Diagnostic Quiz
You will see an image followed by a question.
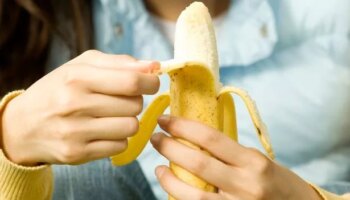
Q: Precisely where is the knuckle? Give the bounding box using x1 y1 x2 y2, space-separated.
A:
126 73 141 95
154 76 160 90
63 68 80 86
59 143 83 164
191 154 207 173
251 185 267 200
196 192 210 200
57 121 82 142
136 95 144 105
149 76 160 94
82 49 101 57
118 139 128 152
56 90 80 115
126 117 139 136
57 122 74 140
256 158 270 173
131 96 143 115
248 148 271 173
202 131 220 147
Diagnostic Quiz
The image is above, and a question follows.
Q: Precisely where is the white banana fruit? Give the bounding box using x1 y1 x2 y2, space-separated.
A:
111 2 274 199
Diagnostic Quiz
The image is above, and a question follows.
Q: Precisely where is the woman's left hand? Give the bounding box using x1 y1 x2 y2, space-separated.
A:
151 115 322 200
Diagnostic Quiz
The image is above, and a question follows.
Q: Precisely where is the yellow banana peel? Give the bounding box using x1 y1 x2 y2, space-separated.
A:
111 2 274 199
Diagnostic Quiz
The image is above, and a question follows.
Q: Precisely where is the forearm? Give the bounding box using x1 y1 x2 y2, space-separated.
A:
0 91 53 200
0 91 23 149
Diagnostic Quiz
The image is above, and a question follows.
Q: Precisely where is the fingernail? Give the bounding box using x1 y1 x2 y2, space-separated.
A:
155 166 165 177
150 62 161 73
158 115 170 125
139 60 160 73
151 132 162 144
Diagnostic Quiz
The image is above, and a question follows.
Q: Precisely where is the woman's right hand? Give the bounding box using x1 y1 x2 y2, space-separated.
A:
0 50 160 166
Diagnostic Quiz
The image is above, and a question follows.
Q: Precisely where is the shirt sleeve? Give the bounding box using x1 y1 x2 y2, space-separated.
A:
0 91 53 200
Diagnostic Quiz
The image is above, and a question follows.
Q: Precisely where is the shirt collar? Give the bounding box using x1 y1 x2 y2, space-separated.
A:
95 0 278 67
217 0 278 67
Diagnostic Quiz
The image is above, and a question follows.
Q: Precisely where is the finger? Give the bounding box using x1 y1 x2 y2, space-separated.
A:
157 115 250 166
83 94 143 117
155 165 222 200
151 133 235 191
68 50 160 73
85 140 127 160
66 64 160 96
83 117 139 141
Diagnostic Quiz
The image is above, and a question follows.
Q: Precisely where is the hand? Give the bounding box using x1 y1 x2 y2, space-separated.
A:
151 115 322 200
1 50 160 166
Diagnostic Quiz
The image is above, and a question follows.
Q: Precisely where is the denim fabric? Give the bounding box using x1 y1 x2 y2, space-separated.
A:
46 0 350 199
92 0 350 199
52 159 156 200
321 182 350 195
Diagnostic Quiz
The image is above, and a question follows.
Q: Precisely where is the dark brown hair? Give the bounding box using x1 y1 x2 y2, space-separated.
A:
0 0 92 96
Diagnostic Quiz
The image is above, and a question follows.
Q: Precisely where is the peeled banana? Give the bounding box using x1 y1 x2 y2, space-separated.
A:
111 2 274 199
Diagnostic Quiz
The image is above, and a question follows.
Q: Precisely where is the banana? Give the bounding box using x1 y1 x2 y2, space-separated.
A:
111 2 274 199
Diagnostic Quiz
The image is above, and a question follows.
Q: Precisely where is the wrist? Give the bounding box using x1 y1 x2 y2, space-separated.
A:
1 91 24 147
0 91 38 166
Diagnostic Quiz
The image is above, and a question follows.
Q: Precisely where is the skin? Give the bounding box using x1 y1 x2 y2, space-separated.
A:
0 1 340 199
151 115 322 200
1 50 160 166
144 1 325 199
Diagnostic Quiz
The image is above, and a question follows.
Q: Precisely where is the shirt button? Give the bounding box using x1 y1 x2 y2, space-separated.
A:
260 24 268 38
114 23 123 37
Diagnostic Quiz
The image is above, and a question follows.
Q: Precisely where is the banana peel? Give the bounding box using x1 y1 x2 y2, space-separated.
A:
111 2 274 199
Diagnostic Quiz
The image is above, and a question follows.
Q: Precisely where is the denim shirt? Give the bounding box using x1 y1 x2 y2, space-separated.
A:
92 0 350 199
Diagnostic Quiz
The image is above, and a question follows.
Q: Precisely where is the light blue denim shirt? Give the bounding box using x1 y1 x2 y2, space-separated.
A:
92 0 350 199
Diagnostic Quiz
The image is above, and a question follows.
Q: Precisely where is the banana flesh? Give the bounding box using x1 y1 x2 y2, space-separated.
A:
168 63 219 195
174 2 220 90
110 2 274 199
